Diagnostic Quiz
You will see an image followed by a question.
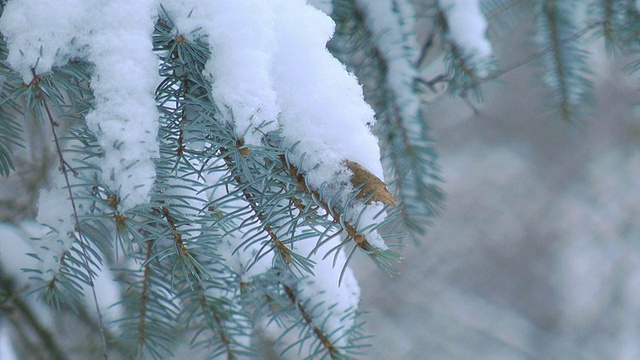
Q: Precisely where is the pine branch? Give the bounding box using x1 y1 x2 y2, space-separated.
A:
462 20 602 89
116 231 180 359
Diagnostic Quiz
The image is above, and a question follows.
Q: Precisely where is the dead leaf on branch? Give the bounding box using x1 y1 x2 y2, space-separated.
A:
344 160 396 206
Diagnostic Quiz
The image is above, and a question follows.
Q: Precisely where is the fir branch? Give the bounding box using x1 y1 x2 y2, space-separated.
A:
283 285 342 360
188 283 245 359
460 20 602 89
482 0 535 24
117 230 180 359
593 0 640 52
536 0 593 122
280 155 381 255
545 4 571 120
330 0 444 242
0 96 21 176
31 69 108 360
156 205 211 284
221 146 298 270
199 296 237 359
137 240 152 353
0 275 67 360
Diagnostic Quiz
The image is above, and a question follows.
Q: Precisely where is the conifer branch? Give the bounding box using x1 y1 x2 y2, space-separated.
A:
221 147 295 268
137 240 152 353
283 285 342 360
32 69 108 360
194 286 239 360
544 4 571 120
331 0 444 242
0 275 67 360
279 155 378 254
461 20 602 89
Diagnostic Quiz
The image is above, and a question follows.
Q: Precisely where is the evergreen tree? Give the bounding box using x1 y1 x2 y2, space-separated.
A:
0 0 637 359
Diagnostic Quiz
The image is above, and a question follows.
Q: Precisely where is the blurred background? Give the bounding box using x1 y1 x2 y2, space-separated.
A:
354 3 640 359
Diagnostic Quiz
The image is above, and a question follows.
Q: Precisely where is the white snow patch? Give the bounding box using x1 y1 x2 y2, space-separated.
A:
270 0 383 187
0 0 91 82
84 0 160 210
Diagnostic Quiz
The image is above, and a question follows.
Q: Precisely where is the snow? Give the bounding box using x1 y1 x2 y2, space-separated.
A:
165 1 280 146
166 0 384 185
1 0 389 246
166 0 389 250
0 0 90 82
83 0 160 210
270 0 383 189
439 0 493 75
204 1 280 146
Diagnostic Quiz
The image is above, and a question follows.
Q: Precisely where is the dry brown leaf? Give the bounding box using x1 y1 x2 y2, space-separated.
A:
344 160 397 206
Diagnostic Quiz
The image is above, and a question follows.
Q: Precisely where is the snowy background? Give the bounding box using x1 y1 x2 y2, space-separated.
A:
353 4 640 359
